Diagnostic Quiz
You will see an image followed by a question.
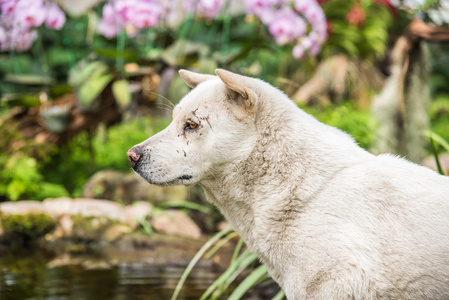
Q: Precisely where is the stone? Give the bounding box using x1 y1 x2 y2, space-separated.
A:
103 224 132 243
82 170 188 204
43 197 73 218
0 200 45 215
70 198 125 222
0 201 56 239
124 201 153 228
1 213 56 239
150 209 201 240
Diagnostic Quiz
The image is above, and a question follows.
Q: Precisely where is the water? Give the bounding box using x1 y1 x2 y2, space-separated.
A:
0 250 222 300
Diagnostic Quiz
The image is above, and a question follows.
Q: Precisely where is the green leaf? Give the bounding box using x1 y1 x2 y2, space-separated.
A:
112 79 131 108
424 130 449 152
4 74 56 85
68 61 110 87
6 179 27 201
77 74 113 109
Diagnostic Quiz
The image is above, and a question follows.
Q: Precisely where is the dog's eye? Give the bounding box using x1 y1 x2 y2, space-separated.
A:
184 120 198 131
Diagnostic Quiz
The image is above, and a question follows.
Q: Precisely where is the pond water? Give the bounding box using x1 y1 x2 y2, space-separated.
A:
0 249 222 300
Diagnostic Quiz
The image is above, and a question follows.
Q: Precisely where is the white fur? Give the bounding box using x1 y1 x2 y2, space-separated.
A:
131 69 449 299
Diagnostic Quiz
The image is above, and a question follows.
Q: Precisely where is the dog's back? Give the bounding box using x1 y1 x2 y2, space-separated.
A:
292 153 449 299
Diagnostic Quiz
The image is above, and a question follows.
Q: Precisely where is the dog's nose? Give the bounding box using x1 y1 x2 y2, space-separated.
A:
127 146 143 169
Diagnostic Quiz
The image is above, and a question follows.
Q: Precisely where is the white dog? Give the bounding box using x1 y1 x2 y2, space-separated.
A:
127 69 449 299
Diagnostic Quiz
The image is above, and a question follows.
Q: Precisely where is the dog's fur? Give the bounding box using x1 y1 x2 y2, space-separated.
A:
129 69 449 299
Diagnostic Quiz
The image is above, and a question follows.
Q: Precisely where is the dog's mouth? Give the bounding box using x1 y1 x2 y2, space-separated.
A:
142 173 194 186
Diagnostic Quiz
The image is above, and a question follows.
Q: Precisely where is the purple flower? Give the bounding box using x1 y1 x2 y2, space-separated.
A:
268 7 306 45
183 0 224 19
99 3 119 38
7 26 37 52
0 0 66 52
14 0 47 29
134 1 163 28
292 43 305 59
45 3 66 30
99 0 164 38
0 0 18 15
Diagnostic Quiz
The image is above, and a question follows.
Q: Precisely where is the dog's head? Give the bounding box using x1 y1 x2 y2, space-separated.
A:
127 69 259 186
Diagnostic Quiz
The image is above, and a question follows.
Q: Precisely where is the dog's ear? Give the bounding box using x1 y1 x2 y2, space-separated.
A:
179 69 215 88
215 69 257 114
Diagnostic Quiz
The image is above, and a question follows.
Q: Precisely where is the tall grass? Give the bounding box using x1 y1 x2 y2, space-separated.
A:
172 228 285 300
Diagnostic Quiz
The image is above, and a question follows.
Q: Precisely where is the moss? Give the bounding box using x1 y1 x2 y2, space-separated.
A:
70 215 119 240
1 213 56 239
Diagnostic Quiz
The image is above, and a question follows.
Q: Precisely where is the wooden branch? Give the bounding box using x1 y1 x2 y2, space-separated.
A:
408 19 449 42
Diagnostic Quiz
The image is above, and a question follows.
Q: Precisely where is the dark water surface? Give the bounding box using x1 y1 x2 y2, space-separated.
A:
0 250 221 300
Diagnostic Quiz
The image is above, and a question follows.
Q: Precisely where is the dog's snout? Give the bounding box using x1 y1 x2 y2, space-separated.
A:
127 146 143 169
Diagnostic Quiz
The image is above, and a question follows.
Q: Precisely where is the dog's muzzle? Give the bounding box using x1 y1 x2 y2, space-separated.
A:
127 146 143 169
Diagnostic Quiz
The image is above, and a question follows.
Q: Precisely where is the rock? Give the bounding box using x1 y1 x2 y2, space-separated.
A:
50 214 74 239
44 197 126 223
69 215 115 240
103 224 132 243
0 201 56 239
82 170 188 204
43 197 73 218
1 213 56 239
421 153 449 175
71 198 125 222
0 200 45 215
124 201 153 228
150 210 201 240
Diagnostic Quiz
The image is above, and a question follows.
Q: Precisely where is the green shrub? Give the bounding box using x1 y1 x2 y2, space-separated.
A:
41 116 170 197
302 102 376 150
0 155 69 201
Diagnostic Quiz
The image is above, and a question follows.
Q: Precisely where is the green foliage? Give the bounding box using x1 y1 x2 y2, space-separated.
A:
303 102 376 150
41 116 170 197
0 119 69 201
1 213 56 239
425 130 449 175
322 0 393 59
0 156 69 201
429 94 449 143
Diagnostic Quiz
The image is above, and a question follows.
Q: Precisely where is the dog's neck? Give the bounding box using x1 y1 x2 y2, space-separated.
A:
199 92 369 273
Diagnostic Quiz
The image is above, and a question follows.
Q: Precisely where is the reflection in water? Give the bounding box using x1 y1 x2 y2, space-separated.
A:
0 251 221 300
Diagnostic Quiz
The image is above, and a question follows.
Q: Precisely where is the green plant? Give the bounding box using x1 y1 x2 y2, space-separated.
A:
173 228 284 300
424 130 449 176
321 0 394 59
0 155 69 201
41 116 170 197
302 102 376 150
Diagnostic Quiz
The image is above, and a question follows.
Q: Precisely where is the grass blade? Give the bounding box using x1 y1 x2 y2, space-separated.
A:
200 250 258 300
205 232 239 259
228 264 268 300
271 289 286 300
430 137 445 175
171 227 233 300
158 200 211 214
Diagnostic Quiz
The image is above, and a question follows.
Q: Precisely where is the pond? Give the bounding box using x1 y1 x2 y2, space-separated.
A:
0 249 222 300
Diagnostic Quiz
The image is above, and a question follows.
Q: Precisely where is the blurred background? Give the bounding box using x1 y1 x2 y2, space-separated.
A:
0 0 448 299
